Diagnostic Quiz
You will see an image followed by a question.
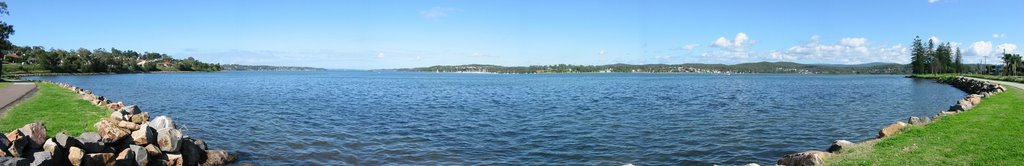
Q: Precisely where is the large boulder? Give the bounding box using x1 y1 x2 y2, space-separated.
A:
156 128 183 152
165 154 184 166
5 129 27 157
42 138 58 154
776 150 830 166
76 132 107 153
95 118 131 143
877 121 908 138
181 138 207 166
67 147 84 166
143 144 162 156
53 132 81 149
121 105 141 115
949 100 973 112
202 150 237 166
19 123 47 149
130 125 156 145
129 145 149 166
42 139 67 165
84 153 115 166
826 140 856 153
117 121 141 131
111 111 126 121
129 112 150 124
908 116 930 125
967 94 982 105
150 116 176 130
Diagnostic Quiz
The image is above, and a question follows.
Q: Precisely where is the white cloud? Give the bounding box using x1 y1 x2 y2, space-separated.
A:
997 43 1018 53
682 44 700 51
840 38 867 47
376 52 385 58
970 41 993 56
928 0 939 3
993 33 1007 38
712 37 732 48
767 36 909 64
710 32 756 51
599 50 606 55
704 33 759 62
927 36 941 44
421 7 454 19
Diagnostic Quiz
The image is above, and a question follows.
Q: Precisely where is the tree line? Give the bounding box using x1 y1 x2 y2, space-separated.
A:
910 36 966 74
3 46 221 74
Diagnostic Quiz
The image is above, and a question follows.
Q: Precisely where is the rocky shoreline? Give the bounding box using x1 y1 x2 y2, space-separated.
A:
0 81 237 166
773 76 1007 166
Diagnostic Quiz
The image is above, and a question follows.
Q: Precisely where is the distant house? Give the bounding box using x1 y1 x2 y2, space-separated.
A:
4 52 19 59
160 61 174 67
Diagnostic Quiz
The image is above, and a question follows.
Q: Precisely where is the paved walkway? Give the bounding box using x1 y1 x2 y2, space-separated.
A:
965 77 1024 90
0 82 37 113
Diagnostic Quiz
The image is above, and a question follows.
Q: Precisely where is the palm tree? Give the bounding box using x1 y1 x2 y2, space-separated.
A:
1014 54 1023 76
1002 52 1013 75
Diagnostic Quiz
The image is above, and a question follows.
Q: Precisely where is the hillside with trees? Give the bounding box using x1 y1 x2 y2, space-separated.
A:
3 46 222 75
398 62 911 74
220 64 326 71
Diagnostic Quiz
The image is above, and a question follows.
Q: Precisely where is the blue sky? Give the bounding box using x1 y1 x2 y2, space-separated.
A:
4 0 1022 69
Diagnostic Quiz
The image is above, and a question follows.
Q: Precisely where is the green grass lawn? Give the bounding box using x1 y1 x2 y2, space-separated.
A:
0 82 110 137
0 82 10 89
828 82 1024 165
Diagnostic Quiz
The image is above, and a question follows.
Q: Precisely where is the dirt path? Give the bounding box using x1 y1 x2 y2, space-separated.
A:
0 82 38 113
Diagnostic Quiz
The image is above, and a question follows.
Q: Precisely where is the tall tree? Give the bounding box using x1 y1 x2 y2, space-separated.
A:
0 1 13 77
954 47 962 74
0 1 12 51
911 36 926 74
1002 52 1014 76
934 43 952 73
926 39 937 73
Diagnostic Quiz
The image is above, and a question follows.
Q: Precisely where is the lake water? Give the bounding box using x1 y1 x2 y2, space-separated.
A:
27 71 966 165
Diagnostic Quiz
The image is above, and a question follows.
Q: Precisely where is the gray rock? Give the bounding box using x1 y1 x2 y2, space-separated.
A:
826 140 856 153
193 139 208 150
53 132 80 148
0 157 29 165
76 132 107 153
30 151 52 166
121 105 141 115
110 111 125 121
150 116 176 130
776 150 830 166
908 116 922 125
129 145 149 166
202 150 237 166
156 128 182 152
